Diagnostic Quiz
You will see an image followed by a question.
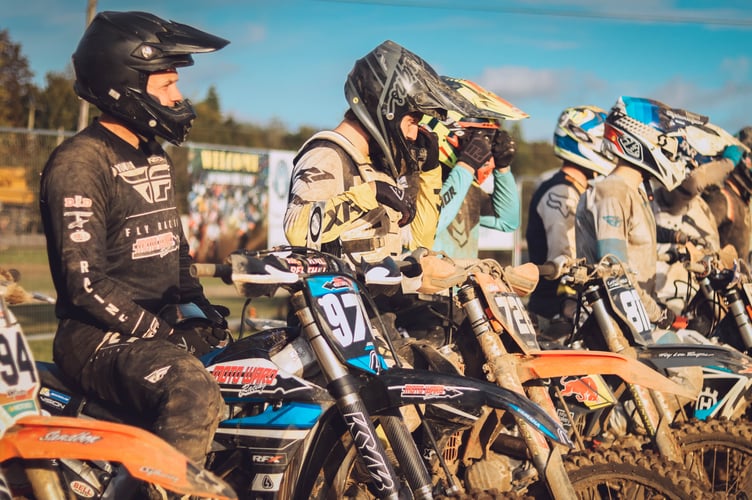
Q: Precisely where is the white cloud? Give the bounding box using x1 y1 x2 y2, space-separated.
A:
478 66 570 101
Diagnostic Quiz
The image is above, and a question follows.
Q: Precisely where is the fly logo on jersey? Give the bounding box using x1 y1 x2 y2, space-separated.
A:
63 196 94 243
112 158 172 204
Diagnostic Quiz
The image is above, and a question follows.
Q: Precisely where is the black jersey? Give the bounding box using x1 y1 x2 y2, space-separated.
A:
40 121 205 354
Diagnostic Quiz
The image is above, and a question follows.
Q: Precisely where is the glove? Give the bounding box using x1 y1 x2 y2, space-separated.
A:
374 181 416 227
167 327 214 357
655 306 676 330
199 303 230 330
410 125 440 172
491 129 516 169
456 129 493 171
722 145 744 166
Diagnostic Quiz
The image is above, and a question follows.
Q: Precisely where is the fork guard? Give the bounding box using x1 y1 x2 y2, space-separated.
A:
361 367 572 447
514 350 698 400
0 415 237 500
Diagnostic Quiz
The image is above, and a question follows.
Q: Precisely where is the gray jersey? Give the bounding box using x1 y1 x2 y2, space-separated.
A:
576 174 663 321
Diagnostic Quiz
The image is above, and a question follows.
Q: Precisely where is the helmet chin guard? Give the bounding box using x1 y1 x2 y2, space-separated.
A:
72 11 229 144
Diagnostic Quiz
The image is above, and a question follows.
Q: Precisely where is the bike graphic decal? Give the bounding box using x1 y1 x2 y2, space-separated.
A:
693 366 752 420
557 375 615 410
393 384 465 400
208 358 324 401
342 410 395 492
305 274 386 374
222 402 323 430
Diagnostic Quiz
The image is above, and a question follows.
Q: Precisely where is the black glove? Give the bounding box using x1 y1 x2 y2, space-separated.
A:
168 327 214 357
492 129 516 169
410 125 440 172
200 303 230 329
655 306 676 330
457 129 493 171
374 181 416 227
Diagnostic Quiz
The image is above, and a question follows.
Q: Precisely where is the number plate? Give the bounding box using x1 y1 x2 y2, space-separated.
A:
0 318 40 435
305 274 385 374
605 275 652 340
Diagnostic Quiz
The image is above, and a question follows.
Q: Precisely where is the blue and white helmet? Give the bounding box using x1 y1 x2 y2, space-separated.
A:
603 96 707 191
554 105 615 176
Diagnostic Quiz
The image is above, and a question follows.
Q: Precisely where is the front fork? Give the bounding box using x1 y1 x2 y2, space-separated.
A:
584 286 684 463
290 291 432 500
723 288 752 350
457 285 577 500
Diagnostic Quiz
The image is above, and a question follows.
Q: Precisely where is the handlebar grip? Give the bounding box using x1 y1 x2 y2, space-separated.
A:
684 261 708 275
190 263 232 280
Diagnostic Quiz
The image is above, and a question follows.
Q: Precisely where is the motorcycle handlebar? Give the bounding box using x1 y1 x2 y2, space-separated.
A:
684 261 709 276
190 263 232 281
536 262 559 280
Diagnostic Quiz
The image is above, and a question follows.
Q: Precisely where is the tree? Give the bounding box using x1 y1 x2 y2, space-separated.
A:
0 29 34 127
35 68 80 131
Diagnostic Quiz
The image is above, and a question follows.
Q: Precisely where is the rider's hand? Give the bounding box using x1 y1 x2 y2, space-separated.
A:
655 306 677 330
167 327 214 357
205 303 230 329
457 129 493 171
374 181 416 227
491 129 516 170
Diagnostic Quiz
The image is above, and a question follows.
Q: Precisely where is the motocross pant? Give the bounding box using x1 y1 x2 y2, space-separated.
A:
53 322 223 465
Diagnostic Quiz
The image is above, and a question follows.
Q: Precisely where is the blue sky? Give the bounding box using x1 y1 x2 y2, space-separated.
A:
5 0 752 142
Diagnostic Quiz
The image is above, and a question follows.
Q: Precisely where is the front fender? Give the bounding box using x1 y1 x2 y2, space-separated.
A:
517 350 697 400
0 415 236 500
362 367 572 447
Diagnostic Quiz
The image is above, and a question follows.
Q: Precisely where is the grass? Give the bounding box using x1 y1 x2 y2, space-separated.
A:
2 242 288 363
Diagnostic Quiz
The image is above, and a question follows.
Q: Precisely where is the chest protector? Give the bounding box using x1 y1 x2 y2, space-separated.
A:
295 131 403 265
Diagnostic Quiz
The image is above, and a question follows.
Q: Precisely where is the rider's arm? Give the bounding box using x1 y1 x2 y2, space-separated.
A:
435 165 473 234
479 168 520 232
284 147 380 246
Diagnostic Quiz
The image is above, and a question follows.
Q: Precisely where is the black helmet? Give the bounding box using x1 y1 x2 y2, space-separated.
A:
344 40 478 177
72 11 229 144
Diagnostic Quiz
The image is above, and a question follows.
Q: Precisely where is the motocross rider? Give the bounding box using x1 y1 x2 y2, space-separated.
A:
526 105 615 339
702 126 752 262
575 96 707 331
39 11 229 468
421 77 524 260
283 40 482 266
652 127 744 314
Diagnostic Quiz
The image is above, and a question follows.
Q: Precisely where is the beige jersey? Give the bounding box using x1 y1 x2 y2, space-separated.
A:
284 131 439 265
576 174 663 322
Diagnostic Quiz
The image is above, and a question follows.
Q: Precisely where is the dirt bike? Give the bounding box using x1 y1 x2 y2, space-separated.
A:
37 247 573 500
376 250 709 498
540 253 752 497
0 273 236 499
